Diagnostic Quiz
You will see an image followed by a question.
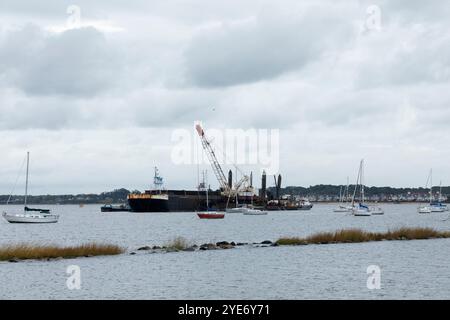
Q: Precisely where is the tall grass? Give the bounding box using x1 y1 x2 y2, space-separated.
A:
0 243 125 261
276 227 450 246
163 237 190 251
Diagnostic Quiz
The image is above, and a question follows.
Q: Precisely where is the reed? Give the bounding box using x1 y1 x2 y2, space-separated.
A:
276 227 450 246
163 237 191 251
0 243 125 261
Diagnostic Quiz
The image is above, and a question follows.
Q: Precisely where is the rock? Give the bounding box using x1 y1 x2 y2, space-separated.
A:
8 258 19 263
200 243 217 250
261 240 272 245
130 252 136 255
138 246 151 251
230 242 236 246
218 244 234 249
183 247 196 252
152 246 161 250
192 244 198 248
271 243 279 247
216 241 229 246
236 242 247 246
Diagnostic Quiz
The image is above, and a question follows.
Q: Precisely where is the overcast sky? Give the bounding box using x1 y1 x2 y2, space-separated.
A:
1 0 450 194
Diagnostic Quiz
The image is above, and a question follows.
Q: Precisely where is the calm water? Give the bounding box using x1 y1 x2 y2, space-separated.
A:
1 203 449 299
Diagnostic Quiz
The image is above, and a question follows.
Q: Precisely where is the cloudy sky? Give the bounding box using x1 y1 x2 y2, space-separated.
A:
1 0 450 194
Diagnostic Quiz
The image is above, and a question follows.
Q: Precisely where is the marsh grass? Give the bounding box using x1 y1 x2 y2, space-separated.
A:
276 227 450 246
163 237 191 251
0 243 125 261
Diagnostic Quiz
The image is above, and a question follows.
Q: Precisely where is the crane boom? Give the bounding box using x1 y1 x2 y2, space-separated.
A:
195 124 231 194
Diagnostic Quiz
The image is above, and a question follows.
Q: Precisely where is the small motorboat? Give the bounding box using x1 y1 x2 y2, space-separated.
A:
333 205 352 213
418 206 432 214
101 204 131 212
242 208 268 215
430 203 447 212
197 211 225 219
370 206 384 215
226 204 249 213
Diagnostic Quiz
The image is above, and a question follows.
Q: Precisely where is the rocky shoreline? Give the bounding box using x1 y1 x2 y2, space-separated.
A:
131 240 277 255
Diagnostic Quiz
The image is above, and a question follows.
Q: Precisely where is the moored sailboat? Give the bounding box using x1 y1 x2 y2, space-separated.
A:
418 169 433 214
333 177 353 212
3 152 59 224
196 170 225 219
351 159 371 216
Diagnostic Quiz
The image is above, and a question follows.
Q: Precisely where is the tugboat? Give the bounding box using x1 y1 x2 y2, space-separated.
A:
101 204 131 212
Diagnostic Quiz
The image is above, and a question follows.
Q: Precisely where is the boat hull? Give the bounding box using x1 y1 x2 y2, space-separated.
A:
3 213 59 223
197 212 225 219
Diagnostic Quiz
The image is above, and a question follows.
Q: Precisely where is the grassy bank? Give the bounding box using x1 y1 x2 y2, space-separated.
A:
163 237 191 251
0 243 125 261
276 227 450 246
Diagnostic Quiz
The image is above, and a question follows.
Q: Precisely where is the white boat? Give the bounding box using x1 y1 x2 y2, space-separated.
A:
418 169 434 214
430 182 448 212
242 207 268 215
334 205 352 212
370 206 385 215
226 206 246 213
353 206 371 216
350 159 372 217
2 152 59 224
333 178 352 212
2 211 59 223
418 206 432 214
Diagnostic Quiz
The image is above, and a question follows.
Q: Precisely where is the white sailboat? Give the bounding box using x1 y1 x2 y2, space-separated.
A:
3 152 59 223
333 177 352 212
418 169 433 214
242 192 267 215
351 159 371 216
430 181 448 212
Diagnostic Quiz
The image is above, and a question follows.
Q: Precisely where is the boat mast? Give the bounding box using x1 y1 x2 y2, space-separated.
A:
205 170 209 209
361 159 365 204
24 151 29 208
345 176 350 204
351 162 361 208
429 169 433 205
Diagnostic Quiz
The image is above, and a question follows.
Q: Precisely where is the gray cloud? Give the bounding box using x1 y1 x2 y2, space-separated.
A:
0 25 123 97
184 8 355 87
1 1 450 192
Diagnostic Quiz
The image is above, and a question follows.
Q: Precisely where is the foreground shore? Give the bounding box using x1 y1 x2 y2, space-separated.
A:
2 227 449 262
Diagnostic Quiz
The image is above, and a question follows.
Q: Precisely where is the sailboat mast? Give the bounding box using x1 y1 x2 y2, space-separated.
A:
24 151 29 207
429 169 433 204
351 163 360 207
346 176 350 203
361 160 365 204
205 170 209 209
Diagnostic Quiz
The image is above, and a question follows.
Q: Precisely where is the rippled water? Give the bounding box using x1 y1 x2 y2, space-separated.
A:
1 203 449 299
